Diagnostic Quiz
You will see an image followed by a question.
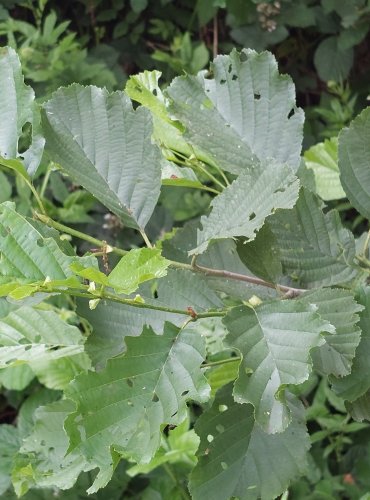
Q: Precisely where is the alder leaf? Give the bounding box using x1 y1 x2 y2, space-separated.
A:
331 286 370 401
301 288 363 377
42 84 162 230
304 137 345 201
108 248 170 295
167 49 304 175
64 322 210 489
223 300 333 433
338 107 370 219
0 47 44 175
269 188 358 287
0 202 96 286
0 306 85 369
189 385 309 500
191 161 299 254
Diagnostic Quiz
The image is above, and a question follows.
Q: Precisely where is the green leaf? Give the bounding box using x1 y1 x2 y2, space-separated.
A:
331 287 370 401
108 248 170 295
346 390 370 422
0 425 20 495
0 364 34 391
301 288 363 377
189 385 309 500
269 189 358 287
236 223 282 282
64 323 209 490
206 360 239 398
42 84 162 230
13 399 91 495
314 36 353 82
0 172 11 203
304 137 346 201
191 161 299 254
167 49 304 175
0 46 44 175
0 306 85 368
0 202 96 286
223 300 333 433
338 107 370 219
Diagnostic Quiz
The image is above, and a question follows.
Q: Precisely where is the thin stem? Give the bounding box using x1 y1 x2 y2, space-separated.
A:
39 167 52 199
191 158 226 190
213 14 218 58
202 356 241 368
34 213 127 256
140 229 153 249
362 229 370 257
192 261 305 297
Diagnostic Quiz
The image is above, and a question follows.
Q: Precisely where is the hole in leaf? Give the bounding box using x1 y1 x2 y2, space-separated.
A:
227 64 232 73
40 440 46 446
24 345 32 351
288 108 295 119
240 51 248 62
19 122 32 153
127 400 133 406
249 212 256 221
254 93 261 100
220 79 226 85
232 74 238 81
171 411 178 418
221 462 228 470
152 88 157 96
274 187 285 194
152 392 159 402
207 434 214 442
36 238 45 247
126 378 133 387
181 390 189 396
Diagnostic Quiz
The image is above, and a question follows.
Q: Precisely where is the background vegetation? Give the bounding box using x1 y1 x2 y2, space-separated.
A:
2 1 370 498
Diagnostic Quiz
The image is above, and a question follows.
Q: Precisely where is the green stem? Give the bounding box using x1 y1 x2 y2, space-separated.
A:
140 229 153 249
39 167 52 199
202 356 241 368
34 213 127 256
362 229 370 257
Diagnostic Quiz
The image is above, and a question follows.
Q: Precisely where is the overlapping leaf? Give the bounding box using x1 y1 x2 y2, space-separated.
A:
338 107 370 219
269 188 358 287
0 47 44 175
331 287 370 401
42 84 162 230
167 49 304 175
304 137 345 201
0 306 85 368
223 300 333 433
0 202 96 291
0 425 20 495
191 161 299 254
64 323 210 485
189 385 309 500
301 288 363 377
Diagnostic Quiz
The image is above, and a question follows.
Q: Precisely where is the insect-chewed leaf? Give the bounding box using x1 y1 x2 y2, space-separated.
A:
301 288 363 377
42 84 162 230
223 299 333 433
0 424 20 495
191 160 299 254
269 188 358 287
338 107 370 219
189 385 309 500
64 322 210 491
167 49 304 175
0 47 44 175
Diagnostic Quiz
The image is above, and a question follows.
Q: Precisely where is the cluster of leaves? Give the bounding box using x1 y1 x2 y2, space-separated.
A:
2 43 370 500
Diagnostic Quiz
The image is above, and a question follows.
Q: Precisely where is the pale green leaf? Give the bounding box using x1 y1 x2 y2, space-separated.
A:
314 36 353 82
42 84 162 230
64 323 210 489
191 161 299 254
108 248 170 295
269 188 358 287
301 288 363 377
0 425 20 495
304 137 345 201
331 287 370 401
0 306 85 368
0 46 44 175
189 385 309 500
338 107 370 219
346 390 370 422
0 202 96 286
0 364 34 390
206 360 239 398
167 49 304 175
223 300 333 433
